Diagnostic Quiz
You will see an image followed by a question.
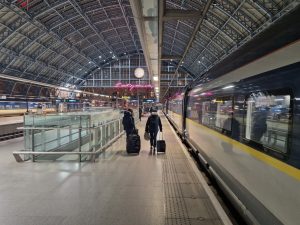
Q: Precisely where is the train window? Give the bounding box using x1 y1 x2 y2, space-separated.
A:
215 97 233 130
186 96 200 122
201 100 217 127
245 92 291 154
232 95 246 140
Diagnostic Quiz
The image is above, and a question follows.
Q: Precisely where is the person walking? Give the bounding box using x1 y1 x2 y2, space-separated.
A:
122 108 135 138
145 109 162 151
138 106 142 121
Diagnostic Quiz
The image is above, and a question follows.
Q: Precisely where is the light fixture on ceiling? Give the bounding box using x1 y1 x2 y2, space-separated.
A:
99 56 102 59
59 87 69 91
222 85 235 90
153 76 158 81
134 67 145 79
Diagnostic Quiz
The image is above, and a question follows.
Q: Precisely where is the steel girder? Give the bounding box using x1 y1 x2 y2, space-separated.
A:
82 53 150 88
1 0 141 87
166 0 299 83
161 0 298 99
162 0 213 98
0 3 97 83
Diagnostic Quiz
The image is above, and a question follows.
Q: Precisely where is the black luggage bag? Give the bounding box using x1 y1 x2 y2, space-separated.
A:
126 133 141 154
156 132 166 153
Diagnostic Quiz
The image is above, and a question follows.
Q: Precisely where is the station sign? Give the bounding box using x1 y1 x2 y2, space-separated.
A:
143 98 155 103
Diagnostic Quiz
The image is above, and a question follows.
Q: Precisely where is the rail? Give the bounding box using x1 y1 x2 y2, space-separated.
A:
13 118 125 162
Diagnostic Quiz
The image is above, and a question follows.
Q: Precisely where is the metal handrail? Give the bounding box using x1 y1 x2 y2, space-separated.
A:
13 130 124 162
13 118 125 162
18 118 122 130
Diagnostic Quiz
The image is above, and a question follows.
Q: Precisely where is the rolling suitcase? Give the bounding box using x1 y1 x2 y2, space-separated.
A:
156 132 166 153
126 133 141 154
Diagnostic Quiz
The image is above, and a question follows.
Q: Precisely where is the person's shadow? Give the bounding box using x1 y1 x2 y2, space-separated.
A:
221 141 233 154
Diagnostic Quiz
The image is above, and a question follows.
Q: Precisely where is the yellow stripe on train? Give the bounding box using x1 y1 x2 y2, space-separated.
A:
169 111 300 180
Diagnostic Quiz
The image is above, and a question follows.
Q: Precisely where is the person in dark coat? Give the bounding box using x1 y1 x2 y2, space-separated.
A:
251 108 268 142
138 107 142 121
222 117 240 141
145 109 162 151
122 108 135 138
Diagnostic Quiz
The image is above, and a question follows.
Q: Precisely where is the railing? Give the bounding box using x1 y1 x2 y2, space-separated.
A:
13 118 124 162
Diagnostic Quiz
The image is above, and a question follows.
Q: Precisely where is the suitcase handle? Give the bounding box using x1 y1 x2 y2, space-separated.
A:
159 131 164 140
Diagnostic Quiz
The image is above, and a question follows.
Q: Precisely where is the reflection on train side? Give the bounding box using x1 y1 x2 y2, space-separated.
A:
187 92 291 155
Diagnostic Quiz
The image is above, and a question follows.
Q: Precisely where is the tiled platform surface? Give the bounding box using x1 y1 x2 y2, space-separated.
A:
0 114 228 225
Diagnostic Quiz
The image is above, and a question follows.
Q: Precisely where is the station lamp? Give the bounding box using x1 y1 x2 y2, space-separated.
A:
134 68 145 79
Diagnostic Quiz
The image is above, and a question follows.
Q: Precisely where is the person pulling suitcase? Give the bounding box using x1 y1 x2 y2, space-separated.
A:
123 108 141 154
145 109 162 152
122 108 135 139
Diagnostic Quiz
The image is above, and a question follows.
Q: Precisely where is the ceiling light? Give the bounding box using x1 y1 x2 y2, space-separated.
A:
134 68 145 78
99 56 102 59
89 61 92 64
198 61 201 64
110 51 112 54
222 85 234 89
153 76 158 81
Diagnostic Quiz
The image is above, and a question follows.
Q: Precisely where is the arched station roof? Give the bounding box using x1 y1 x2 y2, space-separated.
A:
0 0 299 97
158 0 299 97
0 0 141 87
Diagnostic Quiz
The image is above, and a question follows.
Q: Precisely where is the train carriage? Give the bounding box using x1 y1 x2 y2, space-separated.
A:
165 39 300 225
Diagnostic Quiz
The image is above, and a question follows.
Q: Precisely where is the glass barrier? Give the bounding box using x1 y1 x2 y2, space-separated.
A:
22 109 124 161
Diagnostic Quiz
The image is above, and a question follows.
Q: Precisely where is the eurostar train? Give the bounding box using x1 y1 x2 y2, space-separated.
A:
165 40 300 225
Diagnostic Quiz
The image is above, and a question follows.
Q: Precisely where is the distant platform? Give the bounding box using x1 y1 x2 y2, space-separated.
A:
0 116 23 126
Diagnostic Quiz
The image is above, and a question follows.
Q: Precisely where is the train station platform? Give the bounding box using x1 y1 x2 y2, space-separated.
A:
0 113 231 225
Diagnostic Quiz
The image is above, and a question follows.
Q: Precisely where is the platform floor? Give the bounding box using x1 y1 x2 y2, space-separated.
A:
0 114 229 225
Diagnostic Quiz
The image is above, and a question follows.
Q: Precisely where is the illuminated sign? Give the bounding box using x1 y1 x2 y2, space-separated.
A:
17 0 30 10
64 99 80 103
143 99 155 103
115 83 153 91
